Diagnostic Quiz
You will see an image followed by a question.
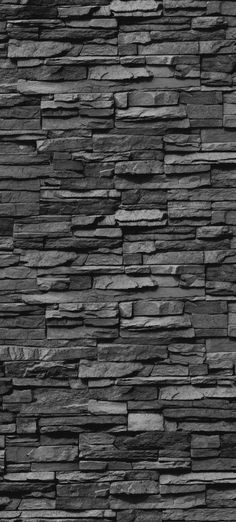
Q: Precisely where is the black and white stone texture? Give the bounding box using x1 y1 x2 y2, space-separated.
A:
1 0 236 520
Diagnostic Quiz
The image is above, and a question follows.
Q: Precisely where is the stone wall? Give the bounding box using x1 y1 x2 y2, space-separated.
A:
1 0 236 520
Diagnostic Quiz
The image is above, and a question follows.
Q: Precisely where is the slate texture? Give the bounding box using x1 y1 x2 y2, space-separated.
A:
1 0 236 520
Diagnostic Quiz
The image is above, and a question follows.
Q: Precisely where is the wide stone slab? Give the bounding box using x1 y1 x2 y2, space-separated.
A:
128 413 164 431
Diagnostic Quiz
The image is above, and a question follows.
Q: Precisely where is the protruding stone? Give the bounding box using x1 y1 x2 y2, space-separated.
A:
128 413 164 431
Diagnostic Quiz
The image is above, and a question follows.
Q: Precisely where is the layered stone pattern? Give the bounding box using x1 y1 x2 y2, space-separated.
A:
1 0 236 520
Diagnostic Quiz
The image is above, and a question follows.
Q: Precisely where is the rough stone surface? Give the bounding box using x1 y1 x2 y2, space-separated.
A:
0 0 236 521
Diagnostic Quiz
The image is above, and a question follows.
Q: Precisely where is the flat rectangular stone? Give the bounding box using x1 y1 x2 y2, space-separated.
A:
128 413 164 431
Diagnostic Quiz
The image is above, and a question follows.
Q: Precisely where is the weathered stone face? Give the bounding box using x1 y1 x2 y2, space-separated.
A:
1 0 236 519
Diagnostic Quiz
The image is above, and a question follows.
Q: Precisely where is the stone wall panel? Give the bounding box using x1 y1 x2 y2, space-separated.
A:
0 0 236 520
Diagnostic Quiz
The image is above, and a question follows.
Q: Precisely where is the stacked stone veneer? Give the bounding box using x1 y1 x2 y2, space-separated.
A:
1 0 236 520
